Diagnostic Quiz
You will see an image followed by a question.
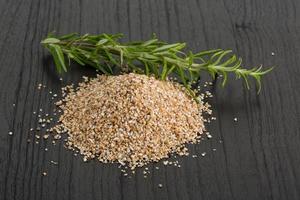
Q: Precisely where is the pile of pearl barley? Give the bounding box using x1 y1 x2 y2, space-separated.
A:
53 73 211 169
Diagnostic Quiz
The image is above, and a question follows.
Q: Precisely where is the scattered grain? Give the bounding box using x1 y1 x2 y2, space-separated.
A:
50 160 58 165
53 134 61 140
43 134 49 139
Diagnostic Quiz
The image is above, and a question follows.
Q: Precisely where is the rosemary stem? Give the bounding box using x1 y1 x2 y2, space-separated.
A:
41 33 273 99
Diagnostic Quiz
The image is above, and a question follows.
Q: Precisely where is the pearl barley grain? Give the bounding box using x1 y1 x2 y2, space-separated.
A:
53 73 210 169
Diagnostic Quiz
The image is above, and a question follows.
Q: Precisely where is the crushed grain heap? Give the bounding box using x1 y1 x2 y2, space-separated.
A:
54 73 209 169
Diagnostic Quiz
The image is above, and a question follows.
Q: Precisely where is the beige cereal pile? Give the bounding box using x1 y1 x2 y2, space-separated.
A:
54 73 209 169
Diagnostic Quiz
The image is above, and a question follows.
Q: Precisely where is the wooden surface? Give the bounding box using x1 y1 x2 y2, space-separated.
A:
1 0 300 199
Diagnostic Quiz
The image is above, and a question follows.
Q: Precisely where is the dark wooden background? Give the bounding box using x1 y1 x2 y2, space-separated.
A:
1 0 299 199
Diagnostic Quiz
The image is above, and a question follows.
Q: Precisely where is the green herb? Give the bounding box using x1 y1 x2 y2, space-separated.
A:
41 33 272 99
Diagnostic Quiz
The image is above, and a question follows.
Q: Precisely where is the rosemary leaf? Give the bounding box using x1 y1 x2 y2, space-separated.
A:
41 33 273 99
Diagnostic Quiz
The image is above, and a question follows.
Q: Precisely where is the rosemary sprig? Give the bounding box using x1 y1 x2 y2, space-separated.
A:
41 33 272 99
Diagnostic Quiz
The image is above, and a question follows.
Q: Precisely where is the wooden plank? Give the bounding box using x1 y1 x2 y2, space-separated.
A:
0 0 299 199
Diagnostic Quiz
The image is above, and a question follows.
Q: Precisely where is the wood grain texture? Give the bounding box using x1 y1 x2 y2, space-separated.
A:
0 0 299 199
